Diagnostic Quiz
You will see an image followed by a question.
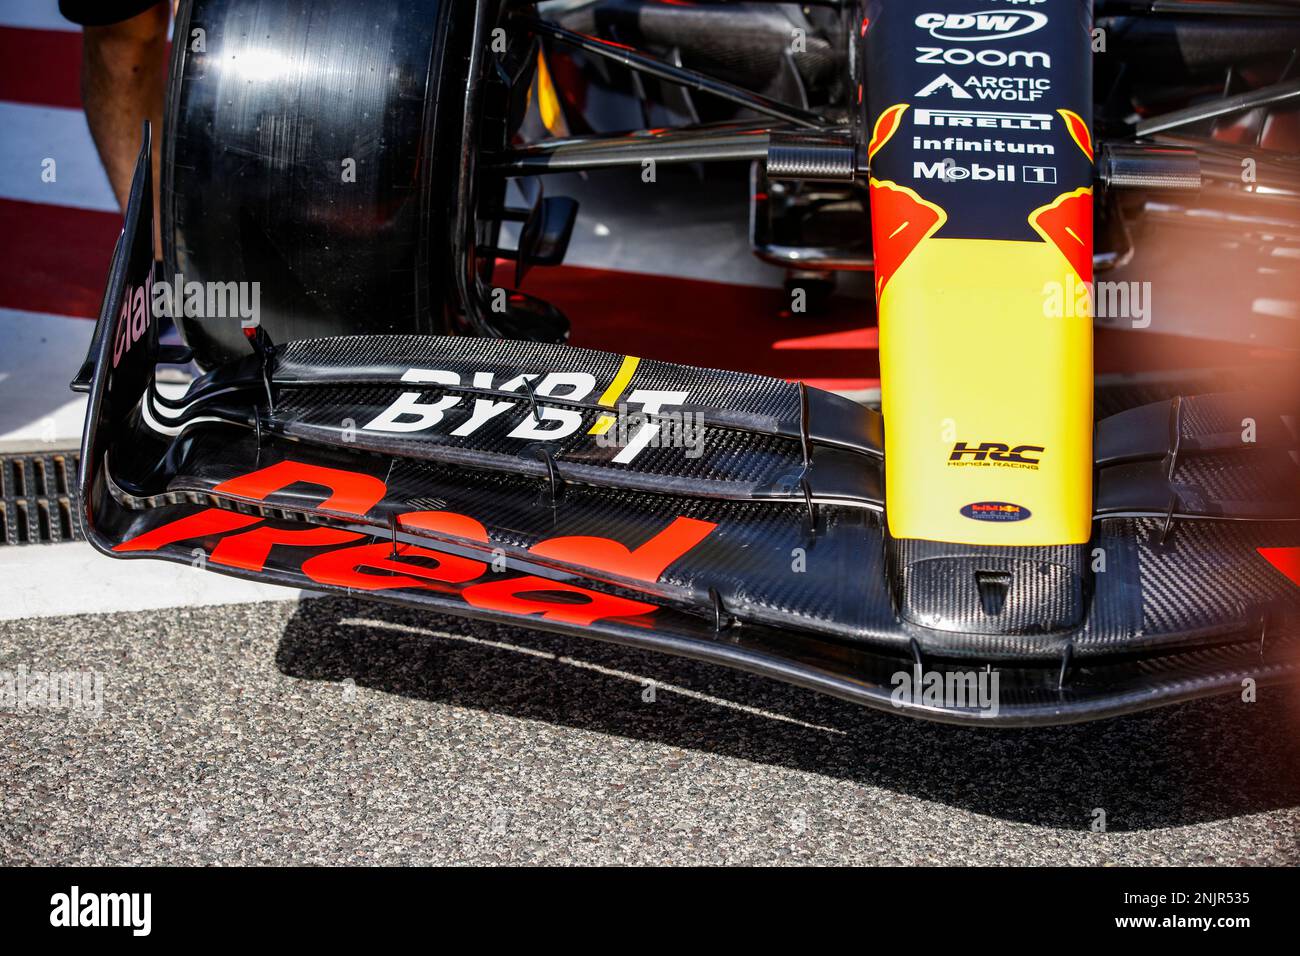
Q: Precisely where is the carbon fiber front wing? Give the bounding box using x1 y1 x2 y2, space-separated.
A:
72 135 1300 725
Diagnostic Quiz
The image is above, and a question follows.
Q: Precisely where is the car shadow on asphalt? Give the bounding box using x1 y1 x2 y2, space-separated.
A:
277 596 1300 833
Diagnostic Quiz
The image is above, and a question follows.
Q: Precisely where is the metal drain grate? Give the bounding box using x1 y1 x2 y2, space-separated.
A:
0 450 81 545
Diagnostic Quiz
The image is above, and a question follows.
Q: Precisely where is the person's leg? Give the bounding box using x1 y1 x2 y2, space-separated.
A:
78 3 170 252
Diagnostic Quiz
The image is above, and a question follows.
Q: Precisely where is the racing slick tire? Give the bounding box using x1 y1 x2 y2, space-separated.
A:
162 0 472 367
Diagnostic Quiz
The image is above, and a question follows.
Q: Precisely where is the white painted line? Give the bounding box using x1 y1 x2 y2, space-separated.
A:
0 541 308 621
0 307 92 450
0 0 78 32
0 102 118 212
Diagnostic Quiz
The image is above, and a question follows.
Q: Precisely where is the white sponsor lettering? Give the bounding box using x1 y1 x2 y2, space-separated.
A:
363 368 686 464
364 368 463 432
506 372 596 440
915 160 1017 182
964 74 1050 101
916 46 1050 68
914 10 1048 42
912 108 1053 130
612 390 691 464
911 135 1054 155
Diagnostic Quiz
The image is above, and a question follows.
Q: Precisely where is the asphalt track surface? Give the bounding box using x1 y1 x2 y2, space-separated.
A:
3 597 1298 865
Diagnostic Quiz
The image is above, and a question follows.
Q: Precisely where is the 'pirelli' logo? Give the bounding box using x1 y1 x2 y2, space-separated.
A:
913 108 1052 130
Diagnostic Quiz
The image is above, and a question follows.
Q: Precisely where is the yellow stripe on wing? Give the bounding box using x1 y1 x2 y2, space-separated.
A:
587 354 640 434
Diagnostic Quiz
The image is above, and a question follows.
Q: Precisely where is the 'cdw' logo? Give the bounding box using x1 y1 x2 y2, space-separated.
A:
113 460 716 628
915 11 1047 42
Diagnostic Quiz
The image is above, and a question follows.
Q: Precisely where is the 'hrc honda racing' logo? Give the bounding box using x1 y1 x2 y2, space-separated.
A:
948 441 1044 469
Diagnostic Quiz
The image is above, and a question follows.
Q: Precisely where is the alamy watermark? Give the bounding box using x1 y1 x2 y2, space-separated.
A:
50 886 150 936
150 271 262 328
593 404 706 459
0 664 104 719
891 663 1000 716
1043 275 1152 327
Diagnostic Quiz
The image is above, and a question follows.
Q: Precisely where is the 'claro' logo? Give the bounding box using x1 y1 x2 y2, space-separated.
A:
112 272 153 369
961 501 1032 522
915 10 1048 42
112 459 717 628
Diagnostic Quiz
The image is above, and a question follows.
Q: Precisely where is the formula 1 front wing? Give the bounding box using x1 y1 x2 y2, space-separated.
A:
70 133 1300 725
